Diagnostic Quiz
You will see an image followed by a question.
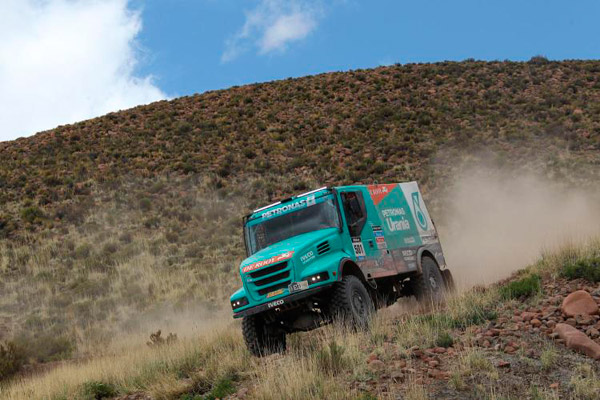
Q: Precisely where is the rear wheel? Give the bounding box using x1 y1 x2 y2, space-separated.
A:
413 256 446 304
242 314 286 357
330 275 374 329
441 269 456 293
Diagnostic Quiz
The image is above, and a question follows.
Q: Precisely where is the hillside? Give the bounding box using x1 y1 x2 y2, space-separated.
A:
1 59 600 387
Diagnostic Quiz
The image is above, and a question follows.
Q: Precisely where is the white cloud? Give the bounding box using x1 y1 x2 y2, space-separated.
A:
0 0 166 141
222 0 323 62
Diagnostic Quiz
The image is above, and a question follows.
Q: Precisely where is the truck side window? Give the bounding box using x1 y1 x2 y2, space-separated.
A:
341 191 366 237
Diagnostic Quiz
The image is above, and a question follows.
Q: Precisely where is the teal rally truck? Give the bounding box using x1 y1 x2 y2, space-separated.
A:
230 183 454 356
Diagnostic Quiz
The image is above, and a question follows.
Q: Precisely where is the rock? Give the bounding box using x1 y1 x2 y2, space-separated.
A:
504 346 517 354
531 319 542 328
522 312 536 321
550 382 559 390
391 371 405 383
586 327 600 338
433 347 447 354
554 323 600 359
497 360 510 368
367 353 378 363
368 359 385 370
236 388 249 398
562 291 599 317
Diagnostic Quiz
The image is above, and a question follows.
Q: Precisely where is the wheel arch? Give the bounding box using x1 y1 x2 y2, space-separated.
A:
337 258 371 287
416 248 438 274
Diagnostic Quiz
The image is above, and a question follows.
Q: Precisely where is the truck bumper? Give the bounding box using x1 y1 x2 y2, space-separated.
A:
233 283 333 319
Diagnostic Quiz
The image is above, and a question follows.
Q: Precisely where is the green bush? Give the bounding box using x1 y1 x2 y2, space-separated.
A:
82 381 117 399
561 257 600 282
436 331 454 348
0 341 26 380
21 206 44 224
499 274 541 300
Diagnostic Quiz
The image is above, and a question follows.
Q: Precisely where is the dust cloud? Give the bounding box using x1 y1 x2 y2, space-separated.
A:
436 167 600 288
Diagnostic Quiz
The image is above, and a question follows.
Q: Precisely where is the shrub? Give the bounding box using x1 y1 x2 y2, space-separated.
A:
21 206 44 224
561 257 600 282
436 331 454 348
147 330 178 348
499 274 541 300
82 381 117 400
0 341 26 380
316 340 346 375
138 197 152 212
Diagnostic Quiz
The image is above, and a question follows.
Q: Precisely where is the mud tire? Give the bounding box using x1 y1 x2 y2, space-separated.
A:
242 314 286 357
330 275 374 329
413 256 446 304
441 269 456 293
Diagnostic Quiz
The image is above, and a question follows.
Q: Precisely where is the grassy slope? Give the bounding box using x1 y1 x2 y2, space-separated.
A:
3 239 599 400
1 59 600 376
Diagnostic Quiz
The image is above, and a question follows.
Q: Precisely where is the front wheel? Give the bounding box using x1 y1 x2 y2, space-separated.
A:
242 314 286 357
330 275 374 329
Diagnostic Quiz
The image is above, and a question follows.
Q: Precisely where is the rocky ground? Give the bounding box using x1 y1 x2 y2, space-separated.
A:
349 277 600 399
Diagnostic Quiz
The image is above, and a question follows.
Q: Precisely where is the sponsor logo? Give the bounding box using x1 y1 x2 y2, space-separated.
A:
411 192 428 230
242 251 294 273
261 195 316 219
300 251 315 264
267 299 284 308
385 216 411 232
266 288 284 298
381 208 406 218
402 249 414 257
367 184 397 205
404 236 416 244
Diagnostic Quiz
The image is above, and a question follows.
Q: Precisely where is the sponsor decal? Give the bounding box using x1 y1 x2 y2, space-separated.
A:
352 237 366 259
381 208 406 218
267 299 284 308
411 192 428 230
266 288 284 298
261 195 316 219
242 251 294 273
367 184 397 205
300 250 315 264
402 249 414 257
385 216 411 232
372 225 387 249
404 236 416 244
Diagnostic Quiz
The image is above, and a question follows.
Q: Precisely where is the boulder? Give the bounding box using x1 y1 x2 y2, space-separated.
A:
554 323 600 360
561 290 599 317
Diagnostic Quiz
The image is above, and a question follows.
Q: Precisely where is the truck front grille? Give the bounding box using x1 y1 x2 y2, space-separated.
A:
246 261 292 299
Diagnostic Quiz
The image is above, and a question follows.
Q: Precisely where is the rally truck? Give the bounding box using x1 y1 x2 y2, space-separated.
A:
230 183 454 356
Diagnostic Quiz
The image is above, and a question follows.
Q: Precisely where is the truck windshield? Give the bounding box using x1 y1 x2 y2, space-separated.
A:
245 197 339 255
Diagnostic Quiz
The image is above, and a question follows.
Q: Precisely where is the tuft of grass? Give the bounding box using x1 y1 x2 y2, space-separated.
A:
316 340 347 376
569 363 600 400
436 331 454 348
499 273 541 300
540 347 558 371
561 257 600 282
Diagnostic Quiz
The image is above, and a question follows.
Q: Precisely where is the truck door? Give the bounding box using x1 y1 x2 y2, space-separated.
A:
339 189 381 269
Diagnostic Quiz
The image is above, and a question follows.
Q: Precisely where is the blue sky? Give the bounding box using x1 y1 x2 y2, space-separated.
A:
1 0 599 141
135 0 600 97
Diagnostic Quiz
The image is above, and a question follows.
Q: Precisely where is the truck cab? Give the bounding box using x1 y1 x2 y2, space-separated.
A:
230 183 453 356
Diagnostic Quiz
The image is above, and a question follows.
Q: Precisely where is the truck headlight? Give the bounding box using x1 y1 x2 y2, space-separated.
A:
231 297 249 310
307 272 329 285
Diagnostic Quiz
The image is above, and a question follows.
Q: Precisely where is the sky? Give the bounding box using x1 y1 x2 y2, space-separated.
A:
1 0 599 142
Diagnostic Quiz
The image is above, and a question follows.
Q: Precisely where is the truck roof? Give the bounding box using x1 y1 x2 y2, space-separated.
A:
245 186 331 223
